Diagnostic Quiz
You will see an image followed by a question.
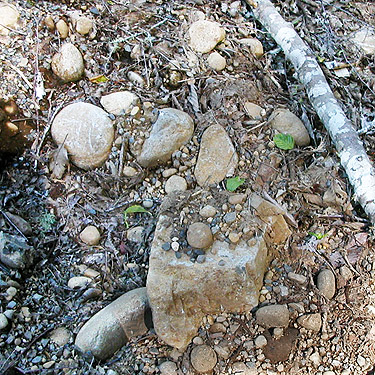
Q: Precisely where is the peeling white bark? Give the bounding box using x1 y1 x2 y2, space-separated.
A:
247 0 375 224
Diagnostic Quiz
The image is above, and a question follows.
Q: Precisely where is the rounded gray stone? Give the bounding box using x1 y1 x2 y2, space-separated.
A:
51 43 84 82
190 345 217 373
51 102 114 170
75 287 149 359
187 222 213 249
255 304 289 328
317 269 336 299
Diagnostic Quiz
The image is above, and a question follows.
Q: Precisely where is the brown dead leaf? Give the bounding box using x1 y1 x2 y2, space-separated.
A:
50 146 69 179
303 193 325 207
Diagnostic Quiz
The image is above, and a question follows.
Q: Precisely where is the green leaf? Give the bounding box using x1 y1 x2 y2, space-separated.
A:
226 177 245 192
273 133 295 150
308 232 327 240
123 205 150 228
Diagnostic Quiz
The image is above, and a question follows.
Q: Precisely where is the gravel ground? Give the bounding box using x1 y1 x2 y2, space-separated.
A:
1 0 375 374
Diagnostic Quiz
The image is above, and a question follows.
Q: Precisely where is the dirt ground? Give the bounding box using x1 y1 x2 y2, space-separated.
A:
1 0 375 374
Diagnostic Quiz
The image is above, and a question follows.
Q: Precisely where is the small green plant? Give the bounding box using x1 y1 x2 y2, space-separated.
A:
273 133 295 150
226 176 245 192
39 212 56 233
308 232 328 240
123 205 150 228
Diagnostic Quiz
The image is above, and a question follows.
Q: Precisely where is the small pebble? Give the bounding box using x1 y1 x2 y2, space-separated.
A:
162 242 171 251
317 269 336 299
143 199 153 208
196 254 206 264
288 272 307 285
254 335 267 348
190 345 217 373
80 225 101 246
0 313 9 330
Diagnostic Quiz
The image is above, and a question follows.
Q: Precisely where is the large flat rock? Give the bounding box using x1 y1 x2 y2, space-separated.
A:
146 189 287 349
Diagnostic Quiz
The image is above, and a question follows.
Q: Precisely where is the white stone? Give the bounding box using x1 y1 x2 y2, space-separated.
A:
80 225 101 245
0 313 8 330
309 351 321 366
288 272 307 285
56 19 69 39
351 28 375 55
76 16 93 35
159 361 178 375
240 38 264 58
188 20 226 53
123 166 137 177
51 43 84 82
49 327 71 346
207 51 226 71
68 276 92 289
100 91 139 116
0 3 20 36
165 175 187 194
254 335 267 348
137 108 194 167
51 102 114 170
194 124 238 186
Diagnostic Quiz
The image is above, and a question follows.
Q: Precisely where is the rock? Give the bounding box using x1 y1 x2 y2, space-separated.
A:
0 232 34 269
263 327 299 363
194 124 238 186
76 16 93 35
68 276 92 289
44 15 55 31
190 345 217 373
75 287 150 360
199 205 217 218
207 51 226 71
49 327 71 346
127 226 144 243
244 102 264 119
123 166 138 177
100 91 139 116
162 168 177 178
269 108 310 147
232 362 257 375
214 340 231 359
165 175 187 194
254 335 267 348
4 212 32 235
249 193 291 245
350 28 375 55
159 361 178 375
228 194 247 205
339 265 353 281
287 272 307 285
0 3 20 36
0 313 8 330
56 19 69 38
51 102 114 170
188 20 226 53
309 351 321 366
146 190 270 349
297 313 322 332
128 71 145 87
256 304 289 328
80 225 101 245
317 269 335 299
186 222 213 249
51 43 84 82
223 212 236 223
137 108 194 168
239 38 264 58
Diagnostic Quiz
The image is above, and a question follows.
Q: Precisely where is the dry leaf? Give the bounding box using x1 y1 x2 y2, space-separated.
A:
50 146 69 179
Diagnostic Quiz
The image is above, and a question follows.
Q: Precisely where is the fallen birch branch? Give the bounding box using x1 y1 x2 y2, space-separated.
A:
246 0 375 224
